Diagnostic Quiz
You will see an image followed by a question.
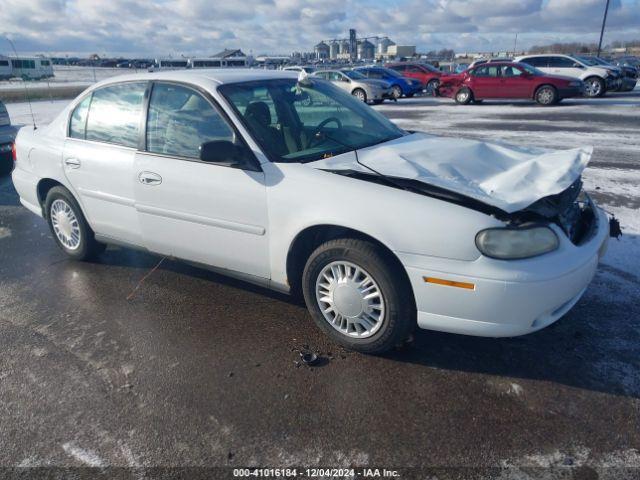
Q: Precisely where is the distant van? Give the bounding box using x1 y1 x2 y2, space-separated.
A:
189 58 223 68
188 57 248 68
10 57 54 80
153 59 189 70
0 58 12 80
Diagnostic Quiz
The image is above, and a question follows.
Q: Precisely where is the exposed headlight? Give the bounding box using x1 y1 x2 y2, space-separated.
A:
475 226 559 259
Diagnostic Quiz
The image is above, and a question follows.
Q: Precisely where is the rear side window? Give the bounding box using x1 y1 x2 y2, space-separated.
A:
521 57 547 67
85 82 146 147
69 95 92 139
548 57 576 68
146 83 234 159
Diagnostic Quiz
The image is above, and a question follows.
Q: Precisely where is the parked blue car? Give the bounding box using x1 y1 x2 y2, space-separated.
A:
353 67 423 99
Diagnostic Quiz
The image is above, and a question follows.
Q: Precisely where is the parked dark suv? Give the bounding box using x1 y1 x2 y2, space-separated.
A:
0 101 17 175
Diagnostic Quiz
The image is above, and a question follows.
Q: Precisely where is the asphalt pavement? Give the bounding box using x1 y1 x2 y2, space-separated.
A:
0 95 639 479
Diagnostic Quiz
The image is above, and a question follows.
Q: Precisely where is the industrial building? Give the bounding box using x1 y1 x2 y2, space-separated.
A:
314 30 415 62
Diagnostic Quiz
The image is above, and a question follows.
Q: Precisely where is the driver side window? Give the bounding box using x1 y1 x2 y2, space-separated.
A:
146 83 234 159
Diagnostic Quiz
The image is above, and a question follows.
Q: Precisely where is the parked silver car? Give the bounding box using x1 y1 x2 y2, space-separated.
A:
312 69 392 104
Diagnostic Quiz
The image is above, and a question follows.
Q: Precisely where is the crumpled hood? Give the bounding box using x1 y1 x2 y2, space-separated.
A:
308 132 592 214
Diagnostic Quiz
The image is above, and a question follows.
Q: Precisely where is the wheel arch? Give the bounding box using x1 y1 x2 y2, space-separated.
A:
36 178 88 222
285 224 414 305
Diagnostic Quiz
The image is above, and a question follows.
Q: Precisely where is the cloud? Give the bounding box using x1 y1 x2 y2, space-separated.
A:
0 0 638 55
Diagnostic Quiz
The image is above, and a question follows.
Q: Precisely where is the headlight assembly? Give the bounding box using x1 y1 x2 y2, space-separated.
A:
475 226 559 260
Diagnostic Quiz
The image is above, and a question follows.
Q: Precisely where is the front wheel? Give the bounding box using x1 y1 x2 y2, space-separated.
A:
535 85 558 105
455 87 473 104
45 186 106 260
302 238 415 354
352 88 367 102
427 79 440 94
584 76 605 97
391 85 403 99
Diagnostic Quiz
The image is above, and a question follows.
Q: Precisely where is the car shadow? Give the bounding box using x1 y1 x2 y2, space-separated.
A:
91 233 640 401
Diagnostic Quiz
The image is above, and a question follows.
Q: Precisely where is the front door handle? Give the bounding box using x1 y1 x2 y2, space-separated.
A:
64 157 81 169
138 171 162 186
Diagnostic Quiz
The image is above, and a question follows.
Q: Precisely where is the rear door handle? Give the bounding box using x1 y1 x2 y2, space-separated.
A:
64 157 81 168
138 171 162 186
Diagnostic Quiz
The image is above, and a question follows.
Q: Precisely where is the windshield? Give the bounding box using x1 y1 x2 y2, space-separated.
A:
575 56 598 66
342 70 366 80
219 78 405 163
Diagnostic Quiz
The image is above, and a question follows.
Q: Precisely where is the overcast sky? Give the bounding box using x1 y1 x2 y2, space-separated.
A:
1 0 639 57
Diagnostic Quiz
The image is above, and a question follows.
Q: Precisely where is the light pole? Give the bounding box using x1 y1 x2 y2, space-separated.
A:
597 0 611 57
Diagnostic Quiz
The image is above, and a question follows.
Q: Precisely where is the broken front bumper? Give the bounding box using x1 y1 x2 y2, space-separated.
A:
396 207 609 338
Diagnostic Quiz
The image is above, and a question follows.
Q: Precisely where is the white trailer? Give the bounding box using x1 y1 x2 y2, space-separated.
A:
9 57 54 80
0 58 12 80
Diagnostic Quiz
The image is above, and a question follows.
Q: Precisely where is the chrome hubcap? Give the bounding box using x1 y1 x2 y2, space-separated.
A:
354 91 366 101
586 79 601 96
315 261 385 338
539 88 553 104
392 86 402 99
51 199 81 250
457 91 469 102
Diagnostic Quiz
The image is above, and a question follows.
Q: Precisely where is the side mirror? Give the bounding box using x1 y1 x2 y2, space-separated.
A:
199 140 256 170
573 63 584 69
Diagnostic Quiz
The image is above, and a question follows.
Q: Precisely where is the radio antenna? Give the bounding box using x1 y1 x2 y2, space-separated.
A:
3 34 37 129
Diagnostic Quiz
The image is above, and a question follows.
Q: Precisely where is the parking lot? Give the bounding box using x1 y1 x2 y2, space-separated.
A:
1 91 639 476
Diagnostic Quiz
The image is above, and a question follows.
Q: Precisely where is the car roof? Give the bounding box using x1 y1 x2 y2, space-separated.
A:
88 68 299 90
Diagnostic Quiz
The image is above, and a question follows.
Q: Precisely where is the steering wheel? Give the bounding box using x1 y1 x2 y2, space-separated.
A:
308 117 343 148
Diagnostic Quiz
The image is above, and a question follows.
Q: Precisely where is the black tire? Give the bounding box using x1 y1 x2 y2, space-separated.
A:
44 186 106 261
391 85 403 99
302 238 415 354
534 85 558 105
352 88 367 103
427 79 440 93
455 87 473 104
584 76 606 97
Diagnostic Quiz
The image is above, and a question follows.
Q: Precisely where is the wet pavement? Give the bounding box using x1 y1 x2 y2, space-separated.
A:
1 95 639 478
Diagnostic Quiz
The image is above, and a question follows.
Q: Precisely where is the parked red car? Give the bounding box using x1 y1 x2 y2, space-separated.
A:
385 62 443 91
437 62 585 105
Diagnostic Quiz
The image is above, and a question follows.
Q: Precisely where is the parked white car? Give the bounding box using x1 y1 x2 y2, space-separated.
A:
12 70 610 353
514 54 620 97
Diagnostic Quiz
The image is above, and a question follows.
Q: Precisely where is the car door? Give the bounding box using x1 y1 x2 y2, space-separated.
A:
498 65 532 98
133 81 270 279
404 65 426 85
547 56 584 78
63 81 147 246
330 72 351 93
469 65 500 98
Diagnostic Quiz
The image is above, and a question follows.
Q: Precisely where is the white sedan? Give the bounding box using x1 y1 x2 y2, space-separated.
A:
12 69 610 353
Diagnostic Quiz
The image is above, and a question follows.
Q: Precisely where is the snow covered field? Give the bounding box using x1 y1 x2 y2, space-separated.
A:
5 93 640 284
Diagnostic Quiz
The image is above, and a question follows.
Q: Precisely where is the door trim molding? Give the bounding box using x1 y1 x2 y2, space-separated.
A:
135 203 266 236
78 187 135 207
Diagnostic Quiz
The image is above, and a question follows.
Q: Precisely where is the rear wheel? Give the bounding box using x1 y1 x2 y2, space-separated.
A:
584 76 605 97
302 238 415 354
352 88 367 102
391 85 403 99
455 87 473 104
535 85 558 105
45 186 106 261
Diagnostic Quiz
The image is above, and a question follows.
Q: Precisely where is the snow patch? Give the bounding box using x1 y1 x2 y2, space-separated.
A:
62 442 105 467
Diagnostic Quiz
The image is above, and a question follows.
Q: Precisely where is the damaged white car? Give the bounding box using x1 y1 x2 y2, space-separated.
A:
12 70 611 353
